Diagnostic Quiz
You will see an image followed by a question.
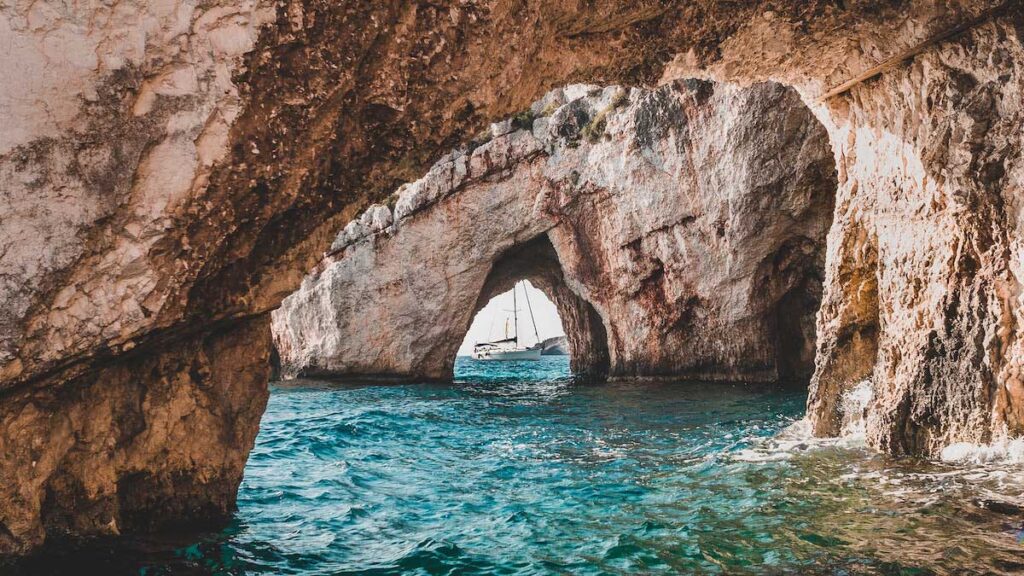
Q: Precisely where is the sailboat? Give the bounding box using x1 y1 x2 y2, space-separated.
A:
471 281 544 361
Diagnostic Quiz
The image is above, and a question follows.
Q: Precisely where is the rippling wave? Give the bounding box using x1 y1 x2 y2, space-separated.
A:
11 356 1024 575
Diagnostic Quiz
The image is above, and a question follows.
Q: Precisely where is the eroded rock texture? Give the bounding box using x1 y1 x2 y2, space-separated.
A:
1 0 1021 555
817 22 1024 455
0 316 270 554
673 6 1024 455
272 81 836 382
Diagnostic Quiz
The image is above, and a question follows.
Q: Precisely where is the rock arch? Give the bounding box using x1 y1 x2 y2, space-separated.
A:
1 0 1022 556
461 235 611 378
271 81 837 384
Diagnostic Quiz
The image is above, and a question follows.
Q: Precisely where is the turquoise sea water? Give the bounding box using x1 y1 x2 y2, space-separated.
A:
11 356 1024 574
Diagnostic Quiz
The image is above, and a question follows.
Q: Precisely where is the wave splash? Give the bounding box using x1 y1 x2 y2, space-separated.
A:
734 378 1024 481
729 379 873 463
941 438 1024 465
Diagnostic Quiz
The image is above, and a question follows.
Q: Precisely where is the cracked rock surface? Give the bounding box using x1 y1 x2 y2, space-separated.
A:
272 81 837 384
1 0 1022 555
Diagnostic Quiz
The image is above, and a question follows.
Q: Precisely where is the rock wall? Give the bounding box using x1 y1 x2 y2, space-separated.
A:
1 0 1021 555
0 316 270 555
0 0 277 384
271 81 837 382
816 18 1024 456
661 5 1024 455
540 336 569 356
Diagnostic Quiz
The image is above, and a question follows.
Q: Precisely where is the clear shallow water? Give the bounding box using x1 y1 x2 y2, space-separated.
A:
11 356 1024 574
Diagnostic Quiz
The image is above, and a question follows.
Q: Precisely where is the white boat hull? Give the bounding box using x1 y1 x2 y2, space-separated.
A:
471 348 543 361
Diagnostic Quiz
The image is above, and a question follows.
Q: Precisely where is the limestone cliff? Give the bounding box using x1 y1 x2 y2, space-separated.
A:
1 0 1022 556
664 3 1024 454
271 81 837 383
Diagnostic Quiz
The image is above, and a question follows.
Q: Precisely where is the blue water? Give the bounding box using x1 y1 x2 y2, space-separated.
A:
12 356 1024 574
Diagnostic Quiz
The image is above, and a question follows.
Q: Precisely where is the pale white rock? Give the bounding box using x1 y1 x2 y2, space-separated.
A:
393 180 430 221
365 205 393 233
0 0 277 374
490 118 515 138
273 81 837 383
332 220 368 252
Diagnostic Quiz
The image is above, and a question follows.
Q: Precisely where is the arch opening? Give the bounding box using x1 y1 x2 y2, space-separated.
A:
455 234 611 378
457 281 564 358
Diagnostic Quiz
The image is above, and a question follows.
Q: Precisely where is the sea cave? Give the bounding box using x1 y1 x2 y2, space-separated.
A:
2 1 1024 573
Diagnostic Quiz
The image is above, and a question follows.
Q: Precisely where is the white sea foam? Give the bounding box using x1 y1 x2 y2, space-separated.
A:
940 437 1024 465
729 417 870 462
838 379 873 438
730 381 874 463
729 379 1024 482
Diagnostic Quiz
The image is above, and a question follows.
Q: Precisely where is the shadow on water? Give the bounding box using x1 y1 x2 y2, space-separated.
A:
7 356 1024 575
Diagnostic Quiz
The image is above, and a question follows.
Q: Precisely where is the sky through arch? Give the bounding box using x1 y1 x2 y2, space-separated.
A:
457 280 565 356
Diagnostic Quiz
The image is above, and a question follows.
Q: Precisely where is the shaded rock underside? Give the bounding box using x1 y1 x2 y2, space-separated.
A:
0 0 1022 555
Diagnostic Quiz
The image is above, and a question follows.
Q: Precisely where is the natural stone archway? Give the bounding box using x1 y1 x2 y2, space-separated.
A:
272 226 613 381
271 80 837 384
2 0 1023 556
464 236 612 378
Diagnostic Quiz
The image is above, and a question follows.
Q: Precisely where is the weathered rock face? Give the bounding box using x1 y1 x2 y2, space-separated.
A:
1 0 1021 556
0 0 278 382
0 316 270 555
0 0 277 553
815 21 1024 456
272 81 837 383
668 7 1024 455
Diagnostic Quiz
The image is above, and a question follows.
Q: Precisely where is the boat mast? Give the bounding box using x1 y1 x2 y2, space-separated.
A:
523 281 541 344
512 282 518 345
